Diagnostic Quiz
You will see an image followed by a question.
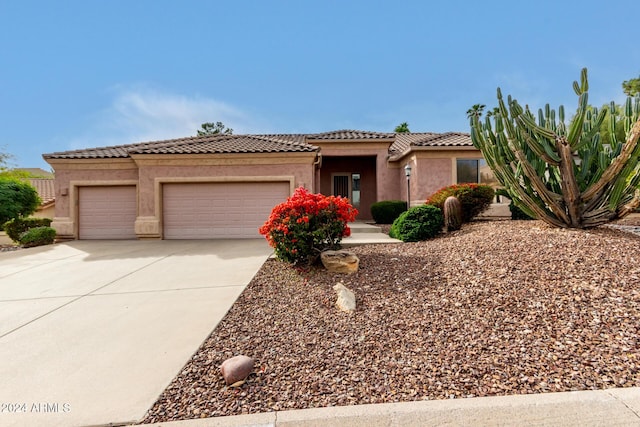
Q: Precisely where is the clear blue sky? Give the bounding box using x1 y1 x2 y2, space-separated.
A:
1 1 639 170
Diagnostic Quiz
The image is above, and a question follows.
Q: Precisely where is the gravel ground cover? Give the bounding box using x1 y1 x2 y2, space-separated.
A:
144 220 640 423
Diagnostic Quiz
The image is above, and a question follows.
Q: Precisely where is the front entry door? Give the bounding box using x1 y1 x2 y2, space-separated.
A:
332 173 360 208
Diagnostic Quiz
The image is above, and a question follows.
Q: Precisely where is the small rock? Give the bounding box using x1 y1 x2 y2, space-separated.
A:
220 355 254 385
333 282 356 312
321 250 359 274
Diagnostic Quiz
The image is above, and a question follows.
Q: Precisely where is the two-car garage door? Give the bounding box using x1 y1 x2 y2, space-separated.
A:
163 182 290 239
77 182 289 239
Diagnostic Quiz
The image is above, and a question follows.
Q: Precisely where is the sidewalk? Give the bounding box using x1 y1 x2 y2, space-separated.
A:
143 387 640 426
341 222 401 247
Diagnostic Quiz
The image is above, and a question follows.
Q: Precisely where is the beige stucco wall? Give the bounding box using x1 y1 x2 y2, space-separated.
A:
45 159 139 239
396 148 484 207
32 205 55 219
46 153 316 240
132 154 316 238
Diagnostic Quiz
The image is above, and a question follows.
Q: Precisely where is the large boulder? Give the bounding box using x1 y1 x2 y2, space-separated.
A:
333 282 356 312
320 250 359 274
220 355 255 385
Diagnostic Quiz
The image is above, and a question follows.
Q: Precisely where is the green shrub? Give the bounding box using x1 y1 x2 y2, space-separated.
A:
3 217 52 242
426 183 494 222
370 200 407 224
19 226 56 248
389 205 443 242
0 179 41 224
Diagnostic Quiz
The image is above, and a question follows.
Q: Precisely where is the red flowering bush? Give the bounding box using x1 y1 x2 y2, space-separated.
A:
259 187 358 265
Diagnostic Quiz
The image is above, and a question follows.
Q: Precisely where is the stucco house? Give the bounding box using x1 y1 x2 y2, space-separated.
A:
29 178 56 219
43 130 492 240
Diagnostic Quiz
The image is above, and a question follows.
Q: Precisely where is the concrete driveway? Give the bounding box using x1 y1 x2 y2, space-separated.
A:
0 239 273 427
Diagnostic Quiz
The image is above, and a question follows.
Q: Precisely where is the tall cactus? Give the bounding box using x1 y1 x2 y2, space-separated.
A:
470 68 640 228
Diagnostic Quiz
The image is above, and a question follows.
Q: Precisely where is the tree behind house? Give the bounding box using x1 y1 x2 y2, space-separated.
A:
623 76 640 97
469 68 640 229
197 122 233 136
394 122 410 133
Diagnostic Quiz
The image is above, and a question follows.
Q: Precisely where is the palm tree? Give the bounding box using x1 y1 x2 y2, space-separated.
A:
466 104 485 119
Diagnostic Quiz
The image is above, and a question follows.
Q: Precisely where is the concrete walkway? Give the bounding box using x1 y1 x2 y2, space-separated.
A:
0 239 273 427
144 387 640 426
341 222 401 246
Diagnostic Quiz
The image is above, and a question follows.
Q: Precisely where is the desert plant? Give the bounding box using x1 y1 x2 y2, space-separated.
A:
19 226 56 247
426 183 495 222
509 202 535 220
495 188 534 220
370 200 407 224
389 204 443 242
470 68 640 228
443 196 462 231
3 217 52 242
0 178 40 224
259 187 358 265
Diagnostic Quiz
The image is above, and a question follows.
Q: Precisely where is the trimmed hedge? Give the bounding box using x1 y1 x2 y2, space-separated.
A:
19 226 56 248
3 217 52 242
389 205 443 242
370 200 407 224
426 183 494 222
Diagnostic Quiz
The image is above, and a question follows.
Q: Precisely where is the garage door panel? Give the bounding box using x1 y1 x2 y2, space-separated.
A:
163 182 289 239
78 186 137 240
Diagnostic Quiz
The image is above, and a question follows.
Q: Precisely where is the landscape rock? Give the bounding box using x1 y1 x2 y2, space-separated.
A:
143 219 640 423
333 282 356 312
220 355 254 385
321 250 359 274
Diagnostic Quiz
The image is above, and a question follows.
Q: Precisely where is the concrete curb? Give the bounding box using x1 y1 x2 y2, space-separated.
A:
141 387 640 426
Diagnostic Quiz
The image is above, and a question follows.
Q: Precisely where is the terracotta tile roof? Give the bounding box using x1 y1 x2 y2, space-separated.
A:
43 140 179 159
16 168 54 178
130 134 316 154
389 132 473 158
29 178 55 206
307 130 395 140
43 130 473 160
44 134 317 159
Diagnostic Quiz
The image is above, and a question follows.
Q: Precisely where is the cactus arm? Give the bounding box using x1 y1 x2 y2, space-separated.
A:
581 117 640 202
510 147 569 223
567 92 589 148
514 116 561 165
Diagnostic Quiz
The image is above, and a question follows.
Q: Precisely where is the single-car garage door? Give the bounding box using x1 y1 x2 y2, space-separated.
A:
163 182 289 239
78 186 137 239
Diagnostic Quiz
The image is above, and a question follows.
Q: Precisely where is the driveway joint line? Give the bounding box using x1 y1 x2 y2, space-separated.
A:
0 295 80 302
0 252 179 339
89 285 247 296
0 254 85 279
606 390 640 419
0 284 247 302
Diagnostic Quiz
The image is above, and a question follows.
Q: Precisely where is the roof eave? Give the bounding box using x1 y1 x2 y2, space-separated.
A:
388 145 478 162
